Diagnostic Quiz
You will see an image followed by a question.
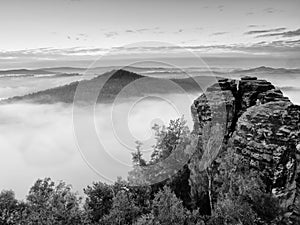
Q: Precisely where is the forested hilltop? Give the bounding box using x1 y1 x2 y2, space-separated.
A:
2 69 218 104
1 76 299 225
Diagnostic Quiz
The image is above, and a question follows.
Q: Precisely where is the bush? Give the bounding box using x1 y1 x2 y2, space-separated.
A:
151 186 186 225
84 182 114 223
101 190 140 225
22 178 83 225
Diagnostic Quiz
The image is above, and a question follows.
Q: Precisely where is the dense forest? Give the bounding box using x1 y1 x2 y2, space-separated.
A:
0 117 294 225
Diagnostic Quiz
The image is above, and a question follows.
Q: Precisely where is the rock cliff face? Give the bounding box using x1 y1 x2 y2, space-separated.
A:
190 76 300 223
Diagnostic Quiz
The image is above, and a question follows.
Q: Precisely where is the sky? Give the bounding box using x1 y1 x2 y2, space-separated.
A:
0 0 300 67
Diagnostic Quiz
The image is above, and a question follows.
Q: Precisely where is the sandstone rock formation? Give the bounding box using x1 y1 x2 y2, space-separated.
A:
190 76 300 223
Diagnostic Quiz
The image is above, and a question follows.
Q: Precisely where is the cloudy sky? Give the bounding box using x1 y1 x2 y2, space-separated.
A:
0 0 299 66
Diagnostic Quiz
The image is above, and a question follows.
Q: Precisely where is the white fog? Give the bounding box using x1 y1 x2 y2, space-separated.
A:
0 92 199 199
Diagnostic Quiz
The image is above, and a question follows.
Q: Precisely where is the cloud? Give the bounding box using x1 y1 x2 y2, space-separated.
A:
0 103 114 198
263 7 284 14
78 33 88 37
211 32 227 36
136 39 300 56
0 47 108 60
217 5 224 12
173 29 184 34
0 103 77 166
104 32 118 38
245 28 286 35
264 7 275 14
0 91 197 198
257 28 300 38
1 37 300 61
136 28 149 33
124 27 160 34
248 24 266 28
248 25 259 28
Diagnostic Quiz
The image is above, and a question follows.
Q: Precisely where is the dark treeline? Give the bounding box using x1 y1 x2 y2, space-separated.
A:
0 118 288 225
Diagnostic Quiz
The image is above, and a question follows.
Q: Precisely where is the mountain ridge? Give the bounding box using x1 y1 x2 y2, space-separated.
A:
1 65 299 77
232 66 300 74
1 69 221 104
0 69 56 75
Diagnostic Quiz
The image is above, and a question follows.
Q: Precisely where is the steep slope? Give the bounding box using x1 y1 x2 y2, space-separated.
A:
190 76 300 223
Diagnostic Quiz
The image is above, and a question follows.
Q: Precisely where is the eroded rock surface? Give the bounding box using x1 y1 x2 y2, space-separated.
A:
190 76 300 223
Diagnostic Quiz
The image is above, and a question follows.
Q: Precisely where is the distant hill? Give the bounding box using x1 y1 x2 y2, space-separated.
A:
0 69 55 75
232 66 300 75
0 68 82 78
40 67 86 74
2 69 221 104
0 69 56 76
0 66 160 78
3 65 298 78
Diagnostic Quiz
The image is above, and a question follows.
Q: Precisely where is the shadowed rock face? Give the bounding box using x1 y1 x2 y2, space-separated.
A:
190 76 300 222
231 102 300 219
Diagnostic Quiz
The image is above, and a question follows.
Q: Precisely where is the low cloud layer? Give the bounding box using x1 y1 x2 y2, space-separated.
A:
245 27 286 35
0 76 82 99
1 33 300 63
0 92 197 199
245 27 300 38
257 28 300 38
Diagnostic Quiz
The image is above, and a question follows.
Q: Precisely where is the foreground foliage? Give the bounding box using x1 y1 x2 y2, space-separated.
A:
0 118 291 224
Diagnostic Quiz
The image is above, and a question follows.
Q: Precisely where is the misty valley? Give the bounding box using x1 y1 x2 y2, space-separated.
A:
0 65 300 224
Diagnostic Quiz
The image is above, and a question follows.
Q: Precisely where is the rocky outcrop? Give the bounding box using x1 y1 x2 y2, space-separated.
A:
190 76 300 223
